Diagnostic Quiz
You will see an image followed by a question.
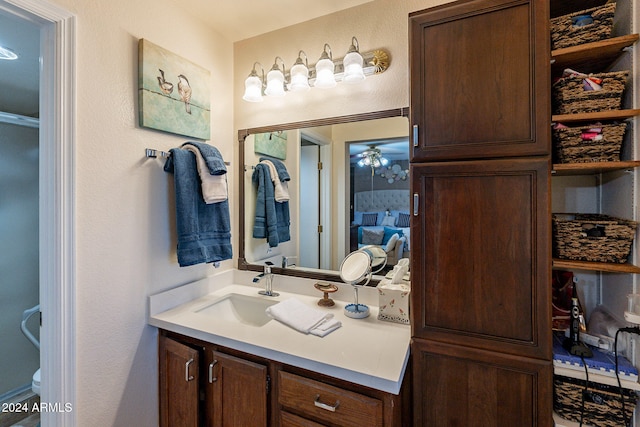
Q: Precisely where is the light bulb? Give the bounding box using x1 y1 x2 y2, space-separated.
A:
314 44 336 89
343 37 365 83
265 68 285 97
242 74 263 102
289 52 310 92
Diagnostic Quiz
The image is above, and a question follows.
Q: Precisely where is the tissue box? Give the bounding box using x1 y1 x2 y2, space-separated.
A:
377 280 410 324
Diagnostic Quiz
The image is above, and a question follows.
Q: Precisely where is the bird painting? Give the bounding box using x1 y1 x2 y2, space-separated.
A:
177 74 192 114
156 69 173 95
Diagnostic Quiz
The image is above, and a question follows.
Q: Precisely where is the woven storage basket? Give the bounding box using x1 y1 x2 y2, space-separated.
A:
551 2 616 50
553 123 627 163
552 214 638 263
553 71 628 115
554 375 637 427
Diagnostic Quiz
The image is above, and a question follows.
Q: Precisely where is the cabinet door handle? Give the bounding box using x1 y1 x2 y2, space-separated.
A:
209 359 218 383
314 394 340 412
412 124 419 147
185 358 195 382
413 193 419 216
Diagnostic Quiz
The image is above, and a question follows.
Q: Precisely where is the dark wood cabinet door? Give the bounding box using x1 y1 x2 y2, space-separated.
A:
409 0 549 161
412 339 553 427
410 158 551 359
206 349 268 427
158 335 200 427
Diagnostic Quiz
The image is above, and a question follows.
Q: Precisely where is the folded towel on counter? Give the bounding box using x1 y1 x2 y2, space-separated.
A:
182 142 228 204
260 159 289 202
265 298 341 337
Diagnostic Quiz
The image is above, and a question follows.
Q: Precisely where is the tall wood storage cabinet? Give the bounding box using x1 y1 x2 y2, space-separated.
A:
409 0 553 425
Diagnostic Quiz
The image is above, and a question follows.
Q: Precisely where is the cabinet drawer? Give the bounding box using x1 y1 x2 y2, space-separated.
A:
278 371 383 427
281 411 325 427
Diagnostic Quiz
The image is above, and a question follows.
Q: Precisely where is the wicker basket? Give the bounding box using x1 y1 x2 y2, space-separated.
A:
552 214 638 263
553 122 627 163
551 2 617 50
553 71 628 115
554 375 637 427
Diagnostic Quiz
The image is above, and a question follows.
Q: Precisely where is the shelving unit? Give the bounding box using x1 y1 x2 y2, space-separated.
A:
550 1 640 424
551 29 639 274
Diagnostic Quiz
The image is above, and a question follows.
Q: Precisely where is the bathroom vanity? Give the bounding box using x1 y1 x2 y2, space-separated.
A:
149 269 411 426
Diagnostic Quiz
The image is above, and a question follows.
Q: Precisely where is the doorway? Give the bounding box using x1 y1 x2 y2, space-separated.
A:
0 1 76 425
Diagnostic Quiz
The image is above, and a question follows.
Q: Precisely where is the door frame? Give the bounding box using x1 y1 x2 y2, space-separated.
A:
0 0 76 425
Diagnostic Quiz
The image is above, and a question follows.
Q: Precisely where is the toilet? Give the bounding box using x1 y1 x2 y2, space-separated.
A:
20 305 41 395
32 368 41 395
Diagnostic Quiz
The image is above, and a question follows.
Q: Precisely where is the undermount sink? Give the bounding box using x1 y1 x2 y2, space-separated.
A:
195 293 278 327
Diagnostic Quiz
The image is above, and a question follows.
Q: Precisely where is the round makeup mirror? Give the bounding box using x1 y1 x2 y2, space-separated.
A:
339 246 387 319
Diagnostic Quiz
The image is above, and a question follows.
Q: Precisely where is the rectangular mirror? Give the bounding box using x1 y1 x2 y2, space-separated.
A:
238 109 410 283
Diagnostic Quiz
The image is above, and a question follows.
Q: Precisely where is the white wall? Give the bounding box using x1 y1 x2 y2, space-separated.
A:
45 0 233 425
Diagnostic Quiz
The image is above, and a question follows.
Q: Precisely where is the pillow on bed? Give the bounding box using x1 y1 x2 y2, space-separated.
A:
362 228 384 245
381 215 396 227
382 227 403 245
361 213 378 226
397 212 411 228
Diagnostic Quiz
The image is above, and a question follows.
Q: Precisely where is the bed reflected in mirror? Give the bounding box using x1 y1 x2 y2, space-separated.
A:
238 109 410 283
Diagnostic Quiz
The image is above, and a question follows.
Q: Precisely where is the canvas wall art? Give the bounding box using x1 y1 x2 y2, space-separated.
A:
254 131 287 160
138 39 211 140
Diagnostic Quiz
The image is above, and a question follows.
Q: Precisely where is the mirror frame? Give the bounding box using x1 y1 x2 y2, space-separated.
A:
238 107 409 283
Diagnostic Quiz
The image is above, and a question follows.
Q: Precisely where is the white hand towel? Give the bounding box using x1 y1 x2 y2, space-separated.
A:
266 298 340 336
183 144 228 203
260 160 289 202
309 317 342 337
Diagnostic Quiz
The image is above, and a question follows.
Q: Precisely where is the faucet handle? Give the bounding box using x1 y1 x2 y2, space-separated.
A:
264 261 274 273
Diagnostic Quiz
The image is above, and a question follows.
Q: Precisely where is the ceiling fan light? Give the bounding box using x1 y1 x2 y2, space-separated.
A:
0 46 18 60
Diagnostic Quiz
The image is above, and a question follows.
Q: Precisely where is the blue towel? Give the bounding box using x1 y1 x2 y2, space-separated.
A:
252 163 290 247
164 148 232 266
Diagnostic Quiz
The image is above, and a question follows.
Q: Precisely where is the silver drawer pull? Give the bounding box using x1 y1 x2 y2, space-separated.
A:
209 359 218 383
314 394 340 412
185 358 194 382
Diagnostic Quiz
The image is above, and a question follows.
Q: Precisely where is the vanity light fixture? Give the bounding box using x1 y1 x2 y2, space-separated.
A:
241 36 390 102
242 62 265 102
314 43 337 89
342 37 365 83
264 56 286 97
289 50 310 92
0 46 18 60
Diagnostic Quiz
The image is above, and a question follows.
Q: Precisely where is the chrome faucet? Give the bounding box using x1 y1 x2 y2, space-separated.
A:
254 262 279 297
282 255 297 268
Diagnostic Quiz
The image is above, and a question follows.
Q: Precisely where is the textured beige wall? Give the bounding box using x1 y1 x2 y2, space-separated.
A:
44 0 233 425
233 0 447 130
24 0 450 425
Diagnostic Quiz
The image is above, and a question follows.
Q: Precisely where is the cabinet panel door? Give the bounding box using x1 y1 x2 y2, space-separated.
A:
410 158 551 359
206 349 268 427
409 0 549 161
158 335 200 427
412 339 553 427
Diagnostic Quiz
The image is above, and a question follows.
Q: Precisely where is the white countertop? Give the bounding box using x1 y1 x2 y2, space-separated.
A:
148 269 411 394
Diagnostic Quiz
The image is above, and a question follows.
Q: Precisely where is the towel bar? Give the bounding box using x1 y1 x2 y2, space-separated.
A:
145 148 230 165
